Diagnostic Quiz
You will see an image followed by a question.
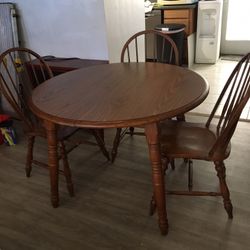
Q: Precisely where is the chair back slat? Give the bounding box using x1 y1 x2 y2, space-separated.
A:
160 38 165 62
152 34 155 62
206 53 250 156
2 51 32 120
126 46 131 63
120 30 179 66
135 38 139 63
0 47 53 131
27 53 40 86
1 59 19 103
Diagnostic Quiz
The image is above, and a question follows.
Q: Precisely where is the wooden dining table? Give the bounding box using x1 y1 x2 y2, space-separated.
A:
29 62 209 235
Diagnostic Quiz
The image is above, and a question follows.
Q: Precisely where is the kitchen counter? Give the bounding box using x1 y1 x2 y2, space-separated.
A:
153 3 197 10
153 3 197 36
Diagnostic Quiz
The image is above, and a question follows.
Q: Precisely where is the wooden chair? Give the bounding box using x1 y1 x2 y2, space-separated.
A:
0 47 110 197
120 29 180 64
150 52 250 218
111 29 183 162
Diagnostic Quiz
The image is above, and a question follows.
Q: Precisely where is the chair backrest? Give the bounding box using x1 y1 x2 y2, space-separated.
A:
0 47 53 130
120 29 180 65
206 53 250 156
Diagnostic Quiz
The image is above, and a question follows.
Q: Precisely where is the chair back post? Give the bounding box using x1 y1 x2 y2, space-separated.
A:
207 53 250 157
0 47 53 131
120 29 179 66
210 89 250 157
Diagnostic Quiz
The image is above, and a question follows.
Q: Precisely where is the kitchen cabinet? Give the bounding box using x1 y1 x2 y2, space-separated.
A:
163 8 197 36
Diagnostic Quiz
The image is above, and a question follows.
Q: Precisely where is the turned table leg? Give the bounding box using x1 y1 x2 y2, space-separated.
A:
145 123 168 235
44 120 59 208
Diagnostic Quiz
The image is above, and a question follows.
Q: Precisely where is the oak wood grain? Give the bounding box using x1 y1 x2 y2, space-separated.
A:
30 62 209 128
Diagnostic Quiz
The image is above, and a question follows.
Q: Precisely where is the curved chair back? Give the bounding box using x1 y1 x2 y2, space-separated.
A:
206 53 250 156
0 47 53 130
120 29 180 65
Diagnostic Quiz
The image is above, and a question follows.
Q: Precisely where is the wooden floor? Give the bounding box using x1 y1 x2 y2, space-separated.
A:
0 115 250 249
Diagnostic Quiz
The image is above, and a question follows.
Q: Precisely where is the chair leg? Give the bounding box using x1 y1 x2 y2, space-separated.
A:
188 160 193 191
98 128 104 141
170 158 175 170
214 161 233 219
176 114 185 121
111 128 122 163
59 141 74 197
92 129 110 161
129 127 134 136
149 195 156 216
162 157 169 174
26 136 35 177
162 157 175 174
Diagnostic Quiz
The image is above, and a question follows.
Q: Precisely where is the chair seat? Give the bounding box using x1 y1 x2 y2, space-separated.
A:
160 120 231 161
150 53 250 222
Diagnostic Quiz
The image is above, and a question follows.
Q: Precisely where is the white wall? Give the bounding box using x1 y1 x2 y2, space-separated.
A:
0 0 145 61
0 0 109 59
103 0 145 63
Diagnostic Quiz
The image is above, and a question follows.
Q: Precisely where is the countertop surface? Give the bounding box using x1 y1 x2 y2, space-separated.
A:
153 3 197 10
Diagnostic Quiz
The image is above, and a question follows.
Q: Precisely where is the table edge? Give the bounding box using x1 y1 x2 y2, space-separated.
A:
29 85 209 128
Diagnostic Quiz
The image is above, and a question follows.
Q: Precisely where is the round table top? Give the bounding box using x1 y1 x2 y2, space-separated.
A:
30 62 209 128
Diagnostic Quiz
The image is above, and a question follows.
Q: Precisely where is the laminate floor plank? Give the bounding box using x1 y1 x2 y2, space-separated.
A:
0 116 250 249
